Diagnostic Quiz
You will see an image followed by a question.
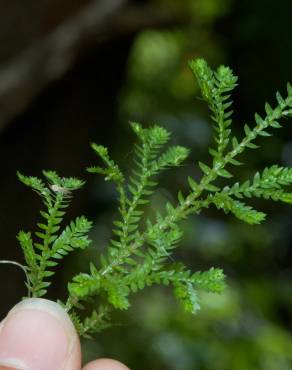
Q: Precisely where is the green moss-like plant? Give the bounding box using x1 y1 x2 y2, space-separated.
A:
2 58 291 338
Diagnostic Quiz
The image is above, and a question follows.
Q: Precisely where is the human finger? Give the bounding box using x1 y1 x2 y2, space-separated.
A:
0 298 81 370
82 358 130 370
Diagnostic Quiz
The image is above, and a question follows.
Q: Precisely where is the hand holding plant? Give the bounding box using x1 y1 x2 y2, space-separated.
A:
0 298 129 370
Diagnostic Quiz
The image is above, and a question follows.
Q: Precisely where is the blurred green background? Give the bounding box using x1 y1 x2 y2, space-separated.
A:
0 0 292 369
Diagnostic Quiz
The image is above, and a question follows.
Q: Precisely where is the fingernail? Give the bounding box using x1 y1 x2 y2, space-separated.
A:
0 298 78 370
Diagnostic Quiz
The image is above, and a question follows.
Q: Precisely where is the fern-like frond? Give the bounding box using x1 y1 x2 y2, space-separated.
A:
17 171 92 297
226 83 292 165
64 61 292 336
69 306 111 338
91 122 189 275
51 216 92 258
125 265 225 314
211 193 266 225
87 144 124 183
223 165 292 204
190 267 226 293
68 264 101 300
12 57 292 338
190 58 238 160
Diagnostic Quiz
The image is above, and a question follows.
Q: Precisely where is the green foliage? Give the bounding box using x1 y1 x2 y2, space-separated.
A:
16 171 92 298
5 58 292 338
189 58 238 161
223 165 292 204
211 193 266 225
69 305 111 339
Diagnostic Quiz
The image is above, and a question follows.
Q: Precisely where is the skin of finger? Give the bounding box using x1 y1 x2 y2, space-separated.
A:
0 298 82 370
63 333 82 370
82 358 130 370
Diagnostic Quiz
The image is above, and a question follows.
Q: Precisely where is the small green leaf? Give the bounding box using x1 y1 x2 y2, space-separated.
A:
217 168 233 178
199 162 211 175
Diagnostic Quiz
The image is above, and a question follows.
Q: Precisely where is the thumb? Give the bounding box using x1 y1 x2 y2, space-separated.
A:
0 298 81 370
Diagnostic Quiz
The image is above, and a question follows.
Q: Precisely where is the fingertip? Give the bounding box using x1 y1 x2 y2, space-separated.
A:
83 358 130 370
0 298 81 370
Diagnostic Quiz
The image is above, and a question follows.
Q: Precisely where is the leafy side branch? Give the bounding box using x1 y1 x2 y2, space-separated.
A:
16 171 92 298
9 58 292 338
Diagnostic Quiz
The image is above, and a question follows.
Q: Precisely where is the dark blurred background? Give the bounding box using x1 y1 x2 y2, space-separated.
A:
0 0 292 369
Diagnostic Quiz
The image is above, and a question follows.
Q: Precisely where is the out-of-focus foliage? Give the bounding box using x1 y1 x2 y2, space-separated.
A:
119 0 232 123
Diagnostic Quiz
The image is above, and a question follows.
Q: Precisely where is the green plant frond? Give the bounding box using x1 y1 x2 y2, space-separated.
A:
70 306 111 338
68 311 85 336
17 171 52 204
88 143 124 184
51 216 92 258
116 260 225 315
190 267 226 293
14 58 292 337
148 266 225 314
115 226 184 293
102 123 189 276
17 171 91 298
107 262 224 316
17 231 37 271
43 170 85 191
88 144 129 264
146 224 183 262
211 193 266 225
130 121 170 147
190 58 238 159
227 84 292 164
68 272 101 300
223 165 292 204
103 277 131 310
184 67 291 202
150 145 190 174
